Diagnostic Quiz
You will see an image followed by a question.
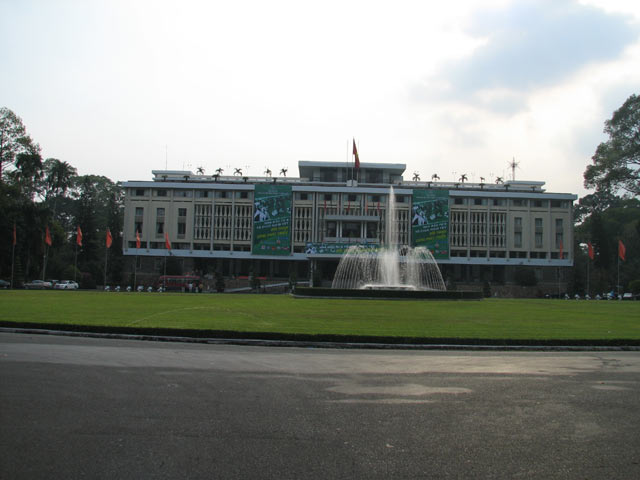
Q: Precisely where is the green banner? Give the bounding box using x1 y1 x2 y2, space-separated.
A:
411 189 449 259
252 184 292 255
305 242 378 255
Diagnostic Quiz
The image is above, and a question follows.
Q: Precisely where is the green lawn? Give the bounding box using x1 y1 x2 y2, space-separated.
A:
1 290 639 342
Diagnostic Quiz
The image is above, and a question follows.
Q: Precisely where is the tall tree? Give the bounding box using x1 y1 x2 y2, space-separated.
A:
584 94 640 197
0 107 38 181
43 158 77 216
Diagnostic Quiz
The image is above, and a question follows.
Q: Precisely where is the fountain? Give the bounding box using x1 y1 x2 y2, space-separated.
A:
332 186 446 292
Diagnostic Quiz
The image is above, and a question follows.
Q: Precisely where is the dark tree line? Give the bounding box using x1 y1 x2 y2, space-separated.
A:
574 93 640 295
0 107 123 287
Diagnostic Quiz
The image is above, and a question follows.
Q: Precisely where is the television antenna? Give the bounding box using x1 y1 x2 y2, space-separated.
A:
508 157 520 181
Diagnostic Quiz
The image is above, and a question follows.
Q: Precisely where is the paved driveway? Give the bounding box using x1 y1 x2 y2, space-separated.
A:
1 333 639 479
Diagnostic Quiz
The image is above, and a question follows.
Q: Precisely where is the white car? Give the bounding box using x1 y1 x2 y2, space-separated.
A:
54 280 79 290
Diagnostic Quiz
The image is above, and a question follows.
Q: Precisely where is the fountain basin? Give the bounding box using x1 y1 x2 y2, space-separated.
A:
293 286 483 300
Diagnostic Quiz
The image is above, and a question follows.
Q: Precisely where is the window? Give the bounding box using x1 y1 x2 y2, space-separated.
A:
535 218 543 248
514 217 522 248
324 193 333 202
134 189 145 196
195 190 210 198
155 208 165 235
512 199 527 207
370 195 381 203
366 169 383 183
237 191 250 199
135 207 144 234
348 194 358 202
394 195 405 203
366 222 377 239
492 198 506 207
296 192 309 201
473 198 487 206
551 200 568 208
320 170 337 182
555 218 564 249
177 208 187 238
532 200 547 208
156 189 168 197
216 190 229 199
174 190 193 198
454 198 465 205
326 221 337 237
342 221 360 238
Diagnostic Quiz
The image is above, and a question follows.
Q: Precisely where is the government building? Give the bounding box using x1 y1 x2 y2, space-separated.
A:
122 161 577 294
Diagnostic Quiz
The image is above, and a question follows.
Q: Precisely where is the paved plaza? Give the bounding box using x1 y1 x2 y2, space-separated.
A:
1 332 639 479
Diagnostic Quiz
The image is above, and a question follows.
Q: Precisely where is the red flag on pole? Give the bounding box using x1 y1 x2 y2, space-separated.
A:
136 230 141 249
45 226 52 246
76 226 83 247
13 223 16 246
165 231 171 251
587 241 594 260
352 139 360 169
559 240 563 259
618 240 626 261
106 228 113 249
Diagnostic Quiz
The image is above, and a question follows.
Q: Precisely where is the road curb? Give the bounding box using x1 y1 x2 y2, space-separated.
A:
2 327 640 352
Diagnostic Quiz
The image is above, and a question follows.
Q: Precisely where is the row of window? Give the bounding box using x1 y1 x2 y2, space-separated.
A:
452 198 569 208
133 188 570 210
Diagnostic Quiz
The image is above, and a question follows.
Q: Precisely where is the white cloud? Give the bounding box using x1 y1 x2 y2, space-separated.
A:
1 0 639 198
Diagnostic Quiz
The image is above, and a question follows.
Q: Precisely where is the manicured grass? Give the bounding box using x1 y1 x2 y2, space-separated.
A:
1 290 639 342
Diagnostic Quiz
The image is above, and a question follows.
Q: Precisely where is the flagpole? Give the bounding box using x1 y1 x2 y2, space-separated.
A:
617 253 620 299
104 245 108 288
10 240 15 289
74 242 78 283
586 257 589 298
42 245 48 281
134 255 138 290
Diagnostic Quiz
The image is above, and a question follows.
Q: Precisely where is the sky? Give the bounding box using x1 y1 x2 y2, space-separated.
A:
1 0 639 196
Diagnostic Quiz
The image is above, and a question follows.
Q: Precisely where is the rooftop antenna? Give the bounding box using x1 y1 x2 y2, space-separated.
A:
508 157 520 181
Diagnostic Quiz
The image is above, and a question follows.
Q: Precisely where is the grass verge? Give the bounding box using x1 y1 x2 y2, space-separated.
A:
1 290 639 345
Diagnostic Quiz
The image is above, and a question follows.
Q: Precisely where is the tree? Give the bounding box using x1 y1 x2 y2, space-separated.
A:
584 94 639 197
10 146 43 200
0 107 38 181
44 159 77 202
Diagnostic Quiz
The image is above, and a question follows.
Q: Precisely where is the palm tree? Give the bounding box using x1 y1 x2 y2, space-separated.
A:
495 176 504 184
43 158 77 216
264 168 272 177
431 173 440 181
412 172 420 181
459 174 468 183
479 176 485 184
13 151 43 200
215 167 224 176
196 166 205 175
280 168 288 177
234 168 242 176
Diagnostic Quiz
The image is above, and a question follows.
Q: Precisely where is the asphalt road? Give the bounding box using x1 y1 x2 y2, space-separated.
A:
1 332 640 479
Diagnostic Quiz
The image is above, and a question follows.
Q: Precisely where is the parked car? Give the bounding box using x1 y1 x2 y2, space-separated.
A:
24 280 53 290
0 279 10 289
54 280 79 290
